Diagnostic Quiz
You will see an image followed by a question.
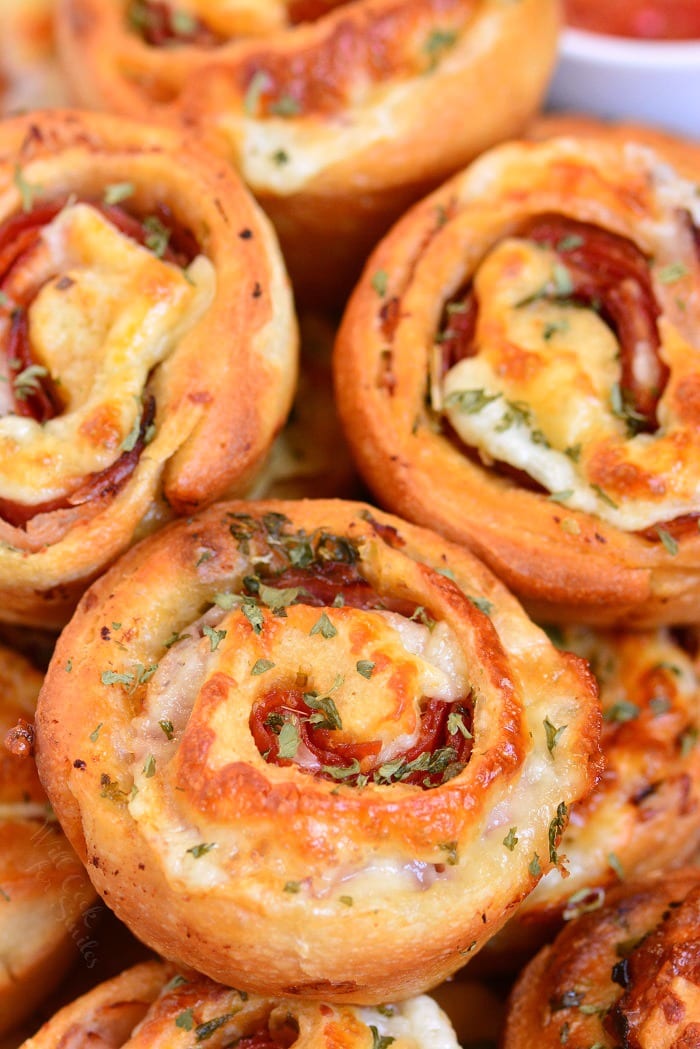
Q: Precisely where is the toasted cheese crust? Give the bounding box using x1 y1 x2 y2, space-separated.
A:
335 136 700 625
36 500 601 1003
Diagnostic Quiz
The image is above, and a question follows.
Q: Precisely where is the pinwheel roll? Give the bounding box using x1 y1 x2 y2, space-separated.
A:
0 641 98 1037
502 867 700 1049
56 0 559 302
480 623 700 968
22 959 463 1049
0 110 296 628
36 500 601 1003
335 136 700 626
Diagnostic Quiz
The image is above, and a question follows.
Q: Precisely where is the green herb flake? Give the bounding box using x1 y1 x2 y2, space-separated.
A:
503 827 519 851
657 261 688 284
244 69 270 115
159 719 175 740
251 659 275 676
552 262 573 296
65 659 72 673
339 894 353 906
591 483 618 509
468 595 493 615
143 754 156 778
310 611 337 639
548 801 568 865
650 695 672 716
89 723 103 743
321 759 361 781
202 625 226 651
604 700 640 724
175 1008 195 1031
196 550 213 567
447 710 472 739
549 489 574 504
284 880 301 893
544 716 567 756
242 601 264 635
171 9 198 36
371 269 388 297
269 93 301 116
680 726 698 757
103 182 134 206
438 840 459 865
277 721 301 760
656 528 679 556
213 592 237 610
529 852 541 877
142 215 170 258
271 149 289 166
370 1025 396 1049
13 364 49 401
444 388 500 414
423 28 458 66
195 1013 236 1042
556 234 584 252
101 670 135 687
162 974 189 994
13 165 40 212
187 842 216 859
356 660 375 679
608 851 625 881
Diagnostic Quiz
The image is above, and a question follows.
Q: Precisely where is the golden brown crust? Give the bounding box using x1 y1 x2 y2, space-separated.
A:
0 109 296 628
35 499 601 1003
502 868 700 1049
56 0 559 303
334 135 700 626
0 641 98 1038
22 958 463 1049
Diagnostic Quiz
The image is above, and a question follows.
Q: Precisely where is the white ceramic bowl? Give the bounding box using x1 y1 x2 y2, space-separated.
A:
548 28 700 139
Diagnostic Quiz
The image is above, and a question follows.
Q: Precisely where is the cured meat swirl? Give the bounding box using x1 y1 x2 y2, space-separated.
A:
36 500 600 1002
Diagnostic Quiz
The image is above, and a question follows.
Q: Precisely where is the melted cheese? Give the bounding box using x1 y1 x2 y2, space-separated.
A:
358 996 461 1049
443 237 700 531
0 203 215 503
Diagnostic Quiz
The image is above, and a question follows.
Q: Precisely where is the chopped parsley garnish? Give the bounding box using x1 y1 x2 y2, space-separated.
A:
13 165 40 212
251 659 275 676
356 660 375 679
371 269 389 297
195 1013 236 1042
284 881 301 893
13 364 49 401
277 721 301 759
187 843 216 859
159 719 175 740
498 826 518 854
657 261 688 284
202 625 226 651
548 801 568 865
103 182 134 205
175 1008 195 1031
529 852 541 877
101 669 135 687
142 215 170 257
143 754 156 778
244 70 270 115
438 840 459 865
268 94 301 116
603 700 640 724
370 1026 396 1049
423 27 458 68
544 716 566 755
656 528 679 556
608 851 625 881
444 388 500 414
310 612 337 639
89 723 102 743
242 601 264 635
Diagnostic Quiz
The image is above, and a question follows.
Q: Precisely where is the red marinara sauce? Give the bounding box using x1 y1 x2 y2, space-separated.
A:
565 1 700 40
